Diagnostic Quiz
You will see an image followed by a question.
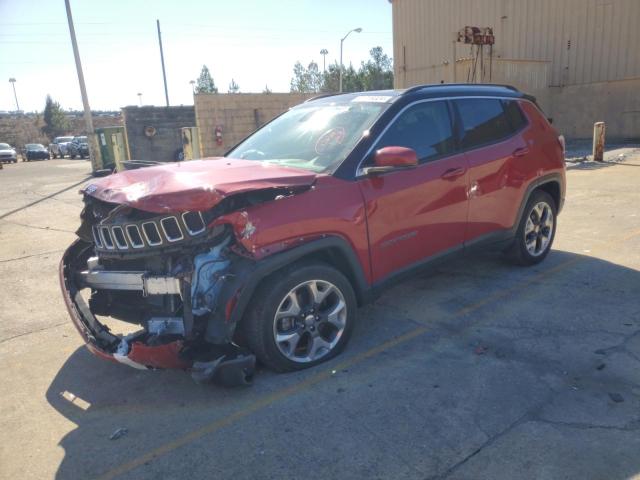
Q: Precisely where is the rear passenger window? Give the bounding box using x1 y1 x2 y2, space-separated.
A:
376 101 455 163
454 99 512 149
502 100 527 132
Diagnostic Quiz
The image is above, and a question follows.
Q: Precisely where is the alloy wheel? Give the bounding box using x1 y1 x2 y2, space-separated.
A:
524 201 554 256
272 280 347 363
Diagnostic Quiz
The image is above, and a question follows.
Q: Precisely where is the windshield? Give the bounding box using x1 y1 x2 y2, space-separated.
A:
57 137 74 143
75 136 87 142
26 144 44 149
0 143 10 149
226 101 387 173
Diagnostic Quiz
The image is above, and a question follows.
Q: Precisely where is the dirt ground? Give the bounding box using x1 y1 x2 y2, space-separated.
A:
1 150 639 480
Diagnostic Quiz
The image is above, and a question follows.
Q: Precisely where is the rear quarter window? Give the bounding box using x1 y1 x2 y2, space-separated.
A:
502 100 528 132
454 98 513 150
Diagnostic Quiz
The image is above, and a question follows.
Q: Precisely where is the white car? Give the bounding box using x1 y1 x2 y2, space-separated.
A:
0 143 17 163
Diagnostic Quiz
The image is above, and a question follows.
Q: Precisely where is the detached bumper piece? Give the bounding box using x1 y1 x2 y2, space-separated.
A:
60 239 255 387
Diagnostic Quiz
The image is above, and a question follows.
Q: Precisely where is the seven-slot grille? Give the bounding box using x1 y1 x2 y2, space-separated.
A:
92 211 206 251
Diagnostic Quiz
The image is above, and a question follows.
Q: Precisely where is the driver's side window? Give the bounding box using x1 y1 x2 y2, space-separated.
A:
375 101 455 164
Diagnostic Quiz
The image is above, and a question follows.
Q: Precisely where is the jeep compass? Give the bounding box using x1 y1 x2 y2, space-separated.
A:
60 84 566 385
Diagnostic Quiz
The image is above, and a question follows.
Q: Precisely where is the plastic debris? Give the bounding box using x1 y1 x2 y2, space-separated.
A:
608 393 624 403
109 427 128 440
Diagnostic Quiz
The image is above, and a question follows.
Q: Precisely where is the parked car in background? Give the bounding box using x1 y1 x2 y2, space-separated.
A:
23 143 50 161
49 136 74 158
0 143 17 163
60 84 565 385
67 136 89 159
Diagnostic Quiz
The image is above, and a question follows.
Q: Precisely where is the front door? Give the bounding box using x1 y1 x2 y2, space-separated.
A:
358 100 469 283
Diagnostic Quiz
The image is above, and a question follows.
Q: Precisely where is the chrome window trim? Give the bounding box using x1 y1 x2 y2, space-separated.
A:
142 221 163 246
125 225 145 249
355 95 534 178
181 212 206 236
160 216 184 242
111 225 129 250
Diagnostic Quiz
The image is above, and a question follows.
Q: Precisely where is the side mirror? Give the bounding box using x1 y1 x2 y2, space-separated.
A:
364 146 418 175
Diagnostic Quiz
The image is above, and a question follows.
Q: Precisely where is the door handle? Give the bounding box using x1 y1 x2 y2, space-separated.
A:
512 147 530 157
440 167 466 180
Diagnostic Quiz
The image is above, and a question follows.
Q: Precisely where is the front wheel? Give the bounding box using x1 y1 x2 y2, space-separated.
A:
243 263 357 372
507 190 557 265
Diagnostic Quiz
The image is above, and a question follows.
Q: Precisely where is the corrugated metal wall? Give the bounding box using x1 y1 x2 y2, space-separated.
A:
392 0 640 89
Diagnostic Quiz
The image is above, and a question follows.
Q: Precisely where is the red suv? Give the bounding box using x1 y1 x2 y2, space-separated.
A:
60 84 565 385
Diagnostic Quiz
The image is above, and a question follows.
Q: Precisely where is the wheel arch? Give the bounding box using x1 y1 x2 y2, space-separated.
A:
229 236 370 326
511 173 563 235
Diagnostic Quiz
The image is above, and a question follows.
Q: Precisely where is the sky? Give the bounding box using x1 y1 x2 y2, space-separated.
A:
0 0 393 112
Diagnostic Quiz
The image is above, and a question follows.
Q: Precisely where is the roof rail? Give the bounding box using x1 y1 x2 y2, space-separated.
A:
401 83 520 96
304 92 342 103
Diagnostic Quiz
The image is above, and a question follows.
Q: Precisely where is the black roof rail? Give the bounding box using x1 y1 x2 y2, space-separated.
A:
304 92 342 103
401 83 520 96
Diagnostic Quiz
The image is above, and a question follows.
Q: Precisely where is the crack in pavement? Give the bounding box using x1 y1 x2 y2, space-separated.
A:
0 249 64 263
0 321 69 345
0 176 89 221
0 218 75 234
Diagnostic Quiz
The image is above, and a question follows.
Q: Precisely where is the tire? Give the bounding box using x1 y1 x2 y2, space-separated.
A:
243 262 357 372
506 190 557 266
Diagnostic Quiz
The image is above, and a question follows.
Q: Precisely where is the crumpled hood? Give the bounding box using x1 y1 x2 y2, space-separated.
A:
82 158 317 213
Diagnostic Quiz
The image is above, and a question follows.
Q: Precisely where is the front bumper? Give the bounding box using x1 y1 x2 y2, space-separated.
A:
59 239 255 385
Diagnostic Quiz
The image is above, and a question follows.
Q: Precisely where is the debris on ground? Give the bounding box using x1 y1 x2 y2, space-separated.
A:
596 363 606 370
109 427 128 441
608 393 624 403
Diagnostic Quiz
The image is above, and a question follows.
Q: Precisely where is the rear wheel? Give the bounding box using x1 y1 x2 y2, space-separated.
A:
507 190 557 265
243 262 357 372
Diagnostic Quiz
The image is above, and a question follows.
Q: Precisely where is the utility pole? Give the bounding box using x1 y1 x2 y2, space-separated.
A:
64 0 103 172
157 19 169 107
8 78 19 112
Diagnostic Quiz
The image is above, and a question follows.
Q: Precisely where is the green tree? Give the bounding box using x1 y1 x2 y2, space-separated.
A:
290 61 322 93
359 46 394 90
291 46 394 94
41 95 69 140
228 78 240 93
195 65 218 93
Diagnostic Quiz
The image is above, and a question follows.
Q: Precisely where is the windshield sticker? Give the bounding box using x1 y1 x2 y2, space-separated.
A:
351 95 393 103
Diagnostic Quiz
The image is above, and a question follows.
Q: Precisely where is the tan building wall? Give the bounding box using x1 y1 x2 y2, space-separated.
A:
195 93 314 157
392 0 640 88
391 0 640 138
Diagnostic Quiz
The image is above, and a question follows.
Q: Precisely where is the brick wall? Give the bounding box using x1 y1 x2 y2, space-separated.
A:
122 106 195 161
194 93 313 157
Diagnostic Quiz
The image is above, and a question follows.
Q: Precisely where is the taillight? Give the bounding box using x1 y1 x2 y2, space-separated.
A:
558 135 566 157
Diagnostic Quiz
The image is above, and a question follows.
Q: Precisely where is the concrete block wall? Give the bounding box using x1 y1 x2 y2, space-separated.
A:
122 106 195 161
195 93 314 157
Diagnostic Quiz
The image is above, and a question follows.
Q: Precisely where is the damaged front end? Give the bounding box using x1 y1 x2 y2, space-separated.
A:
60 196 263 386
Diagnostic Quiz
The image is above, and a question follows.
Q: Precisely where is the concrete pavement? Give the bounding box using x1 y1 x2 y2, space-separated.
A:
0 153 639 480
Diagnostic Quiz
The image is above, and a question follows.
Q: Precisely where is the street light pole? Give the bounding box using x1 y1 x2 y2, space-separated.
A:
320 49 328 72
339 28 362 93
190 80 196 94
137 92 142 106
8 78 19 112
64 0 103 172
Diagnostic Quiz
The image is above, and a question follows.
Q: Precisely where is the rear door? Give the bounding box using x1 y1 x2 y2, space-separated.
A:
358 100 469 283
452 98 530 243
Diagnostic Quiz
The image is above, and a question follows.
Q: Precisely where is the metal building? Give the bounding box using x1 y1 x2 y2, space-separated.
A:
391 0 640 139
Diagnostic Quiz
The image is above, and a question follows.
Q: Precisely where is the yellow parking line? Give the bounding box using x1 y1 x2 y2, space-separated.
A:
97 326 428 480
98 227 640 480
